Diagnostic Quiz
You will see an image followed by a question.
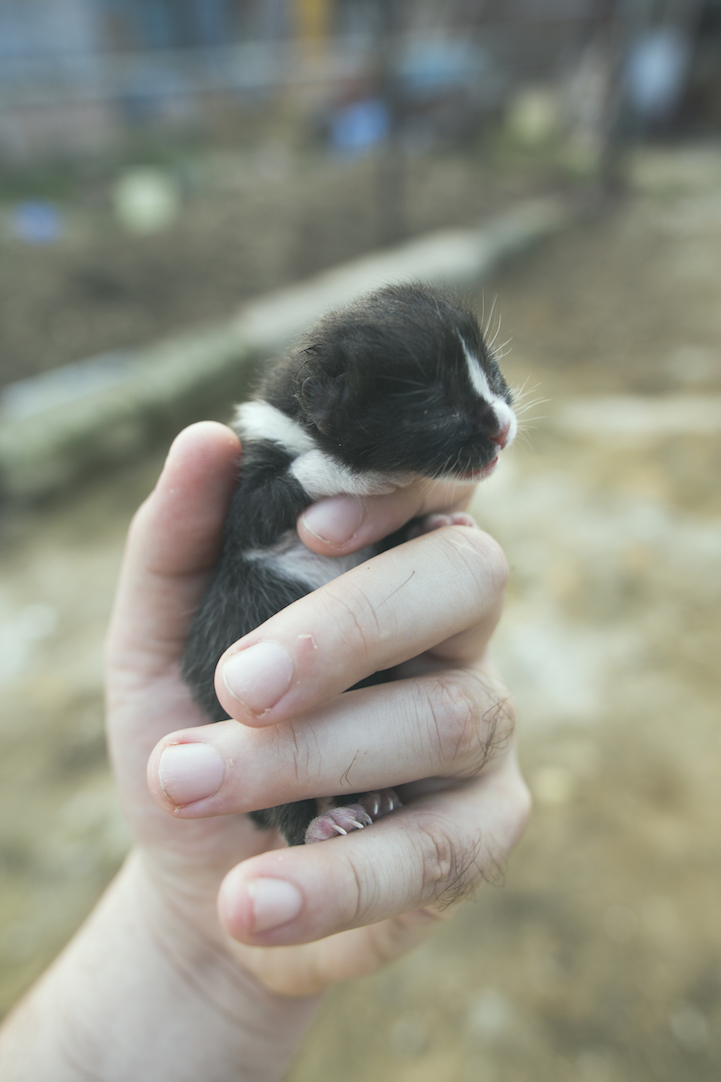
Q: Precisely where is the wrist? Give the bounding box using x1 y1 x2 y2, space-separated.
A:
0 850 321 1082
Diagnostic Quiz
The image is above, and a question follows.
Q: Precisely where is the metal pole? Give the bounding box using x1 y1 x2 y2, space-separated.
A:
374 0 406 247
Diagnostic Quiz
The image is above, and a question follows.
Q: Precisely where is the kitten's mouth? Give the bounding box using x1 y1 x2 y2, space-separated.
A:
455 456 498 481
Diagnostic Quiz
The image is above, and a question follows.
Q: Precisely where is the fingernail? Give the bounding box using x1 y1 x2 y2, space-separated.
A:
159 743 224 806
222 642 294 715
247 878 303 934
301 495 364 546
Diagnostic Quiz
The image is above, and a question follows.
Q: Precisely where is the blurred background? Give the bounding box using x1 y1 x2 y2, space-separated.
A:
1 1 721 1080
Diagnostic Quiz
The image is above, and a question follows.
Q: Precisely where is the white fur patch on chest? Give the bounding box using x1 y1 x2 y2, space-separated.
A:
245 532 374 591
291 449 412 499
234 400 315 456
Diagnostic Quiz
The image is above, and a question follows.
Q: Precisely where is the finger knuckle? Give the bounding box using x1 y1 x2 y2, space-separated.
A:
479 679 517 746
426 673 516 776
445 526 509 596
425 676 481 770
500 763 533 841
414 816 481 908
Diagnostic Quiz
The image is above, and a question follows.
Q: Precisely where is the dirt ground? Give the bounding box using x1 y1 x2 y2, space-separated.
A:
1 145 721 1081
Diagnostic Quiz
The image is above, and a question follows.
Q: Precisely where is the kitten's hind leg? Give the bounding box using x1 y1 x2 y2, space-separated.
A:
304 789 402 844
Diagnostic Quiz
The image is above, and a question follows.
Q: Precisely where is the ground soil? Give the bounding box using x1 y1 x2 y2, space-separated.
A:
1 145 720 1081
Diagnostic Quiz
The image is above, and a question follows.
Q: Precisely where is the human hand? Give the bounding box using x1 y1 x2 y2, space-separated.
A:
128 422 530 997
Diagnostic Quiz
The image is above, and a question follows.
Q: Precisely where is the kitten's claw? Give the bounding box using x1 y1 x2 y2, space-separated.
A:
304 788 402 844
358 788 403 818
305 804 372 844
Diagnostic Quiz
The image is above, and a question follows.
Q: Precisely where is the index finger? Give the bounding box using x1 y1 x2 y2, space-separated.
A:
214 524 508 728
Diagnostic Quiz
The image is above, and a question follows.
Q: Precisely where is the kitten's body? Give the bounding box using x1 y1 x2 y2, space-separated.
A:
182 283 516 846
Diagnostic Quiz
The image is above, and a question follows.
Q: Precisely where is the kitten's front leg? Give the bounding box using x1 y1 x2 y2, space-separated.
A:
305 790 403 844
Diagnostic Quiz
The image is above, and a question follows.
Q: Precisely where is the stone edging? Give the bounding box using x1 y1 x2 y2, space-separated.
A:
0 195 573 503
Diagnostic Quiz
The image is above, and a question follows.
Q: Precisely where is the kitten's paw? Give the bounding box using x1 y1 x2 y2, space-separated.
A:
357 788 403 819
406 512 477 540
304 788 402 844
305 804 372 844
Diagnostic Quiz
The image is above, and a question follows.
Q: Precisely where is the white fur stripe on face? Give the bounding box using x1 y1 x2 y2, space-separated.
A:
233 400 316 456
460 337 495 401
459 337 517 447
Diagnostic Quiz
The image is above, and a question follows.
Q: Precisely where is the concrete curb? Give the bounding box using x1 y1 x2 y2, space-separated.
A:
0 194 574 503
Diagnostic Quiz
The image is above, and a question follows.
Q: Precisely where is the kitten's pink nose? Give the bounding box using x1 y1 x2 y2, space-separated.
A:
491 421 511 449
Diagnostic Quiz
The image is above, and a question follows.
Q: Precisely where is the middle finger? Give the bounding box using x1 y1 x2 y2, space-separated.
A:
147 666 514 817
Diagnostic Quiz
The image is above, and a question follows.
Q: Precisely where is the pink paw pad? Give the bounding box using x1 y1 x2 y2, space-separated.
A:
407 512 477 539
304 788 402 844
420 512 477 533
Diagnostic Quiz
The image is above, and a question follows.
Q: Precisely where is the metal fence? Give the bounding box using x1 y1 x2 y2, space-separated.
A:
0 0 715 161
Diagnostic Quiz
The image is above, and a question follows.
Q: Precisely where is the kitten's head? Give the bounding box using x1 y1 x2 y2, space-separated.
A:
294 283 516 480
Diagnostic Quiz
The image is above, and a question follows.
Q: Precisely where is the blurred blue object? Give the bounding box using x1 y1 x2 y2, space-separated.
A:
11 201 63 245
626 27 690 121
399 39 487 95
329 98 390 156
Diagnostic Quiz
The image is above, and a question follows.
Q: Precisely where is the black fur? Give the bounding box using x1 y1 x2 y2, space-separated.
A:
182 439 313 724
264 283 511 477
182 283 513 847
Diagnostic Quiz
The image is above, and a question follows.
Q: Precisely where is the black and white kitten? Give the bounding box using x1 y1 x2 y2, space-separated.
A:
182 283 516 846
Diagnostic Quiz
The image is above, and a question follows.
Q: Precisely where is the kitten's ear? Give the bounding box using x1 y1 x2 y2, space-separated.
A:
298 371 347 435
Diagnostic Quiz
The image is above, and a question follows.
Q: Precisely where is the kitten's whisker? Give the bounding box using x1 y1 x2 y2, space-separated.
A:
513 397 550 416
483 295 498 339
488 312 503 349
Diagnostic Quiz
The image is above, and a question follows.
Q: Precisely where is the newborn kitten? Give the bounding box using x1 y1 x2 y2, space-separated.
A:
182 283 516 846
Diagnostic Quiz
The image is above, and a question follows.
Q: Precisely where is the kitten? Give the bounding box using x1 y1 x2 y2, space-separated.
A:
182 283 516 845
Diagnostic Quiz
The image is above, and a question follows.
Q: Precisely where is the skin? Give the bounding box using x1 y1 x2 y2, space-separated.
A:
0 421 530 1082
